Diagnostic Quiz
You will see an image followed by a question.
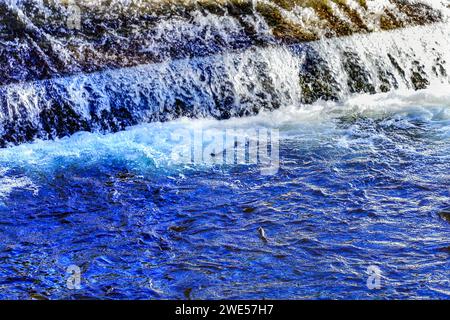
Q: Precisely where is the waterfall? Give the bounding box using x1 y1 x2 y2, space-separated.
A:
0 0 449 146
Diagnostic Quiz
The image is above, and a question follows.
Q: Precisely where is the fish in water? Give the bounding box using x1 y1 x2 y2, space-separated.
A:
258 227 268 243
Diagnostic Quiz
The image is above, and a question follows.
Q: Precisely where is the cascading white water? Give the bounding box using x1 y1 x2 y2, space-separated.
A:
0 20 449 146
299 22 450 102
1 0 448 85
1 2 450 301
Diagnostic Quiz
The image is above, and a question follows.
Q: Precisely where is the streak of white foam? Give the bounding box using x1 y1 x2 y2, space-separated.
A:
0 85 448 176
0 168 38 203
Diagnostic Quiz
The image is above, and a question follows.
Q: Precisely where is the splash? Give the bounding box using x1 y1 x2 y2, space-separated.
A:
0 21 449 146
0 0 449 146
1 83 448 176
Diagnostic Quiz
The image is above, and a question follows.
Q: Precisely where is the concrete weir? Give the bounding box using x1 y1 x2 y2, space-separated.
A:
0 0 447 85
0 0 449 146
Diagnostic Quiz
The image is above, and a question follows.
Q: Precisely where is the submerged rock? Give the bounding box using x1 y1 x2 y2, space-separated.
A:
183 287 193 300
439 209 450 223
243 207 256 213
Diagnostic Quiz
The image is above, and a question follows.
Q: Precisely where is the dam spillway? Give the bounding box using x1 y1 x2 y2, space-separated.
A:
0 0 449 146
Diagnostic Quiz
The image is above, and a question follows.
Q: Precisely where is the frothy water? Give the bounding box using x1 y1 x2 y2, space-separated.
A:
1 85 449 176
1 22 449 146
1 85 449 299
1 0 450 300
1 0 447 86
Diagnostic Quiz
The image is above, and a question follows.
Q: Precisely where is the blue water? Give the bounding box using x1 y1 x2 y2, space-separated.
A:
0 87 449 299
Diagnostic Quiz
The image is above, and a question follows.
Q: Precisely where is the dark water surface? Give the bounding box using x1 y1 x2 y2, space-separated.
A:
0 88 449 299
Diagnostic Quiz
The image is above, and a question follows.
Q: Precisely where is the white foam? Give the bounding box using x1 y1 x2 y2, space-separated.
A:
1 22 449 144
0 85 448 178
0 168 38 204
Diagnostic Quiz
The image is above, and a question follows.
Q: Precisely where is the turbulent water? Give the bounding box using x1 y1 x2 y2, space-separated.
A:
0 0 450 300
0 0 449 145
1 87 450 299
